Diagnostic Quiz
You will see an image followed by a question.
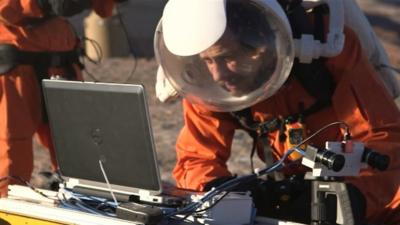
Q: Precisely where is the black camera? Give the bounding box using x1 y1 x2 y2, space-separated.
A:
362 148 390 171
315 149 346 172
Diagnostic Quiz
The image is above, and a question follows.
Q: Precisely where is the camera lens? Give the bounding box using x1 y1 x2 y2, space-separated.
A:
315 150 345 172
362 148 390 171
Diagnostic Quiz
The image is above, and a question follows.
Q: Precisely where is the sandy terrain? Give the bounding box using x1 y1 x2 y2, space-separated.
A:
30 0 400 188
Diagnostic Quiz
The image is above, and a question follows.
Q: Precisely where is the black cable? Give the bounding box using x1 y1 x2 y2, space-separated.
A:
169 121 351 218
256 121 350 178
82 37 103 65
170 120 348 218
252 121 350 177
59 188 117 216
296 121 350 148
66 14 103 82
173 191 231 222
70 3 138 83
115 2 138 83
192 191 230 214
81 36 103 82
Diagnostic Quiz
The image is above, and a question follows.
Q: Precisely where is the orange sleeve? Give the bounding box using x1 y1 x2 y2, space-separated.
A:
0 0 44 25
173 99 237 191
327 27 400 223
91 0 115 18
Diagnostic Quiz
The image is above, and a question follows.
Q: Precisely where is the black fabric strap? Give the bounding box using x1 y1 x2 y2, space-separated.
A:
37 0 92 17
231 109 282 173
287 3 335 120
231 108 281 136
16 49 82 78
16 49 82 122
288 4 335 105
31 64 50 122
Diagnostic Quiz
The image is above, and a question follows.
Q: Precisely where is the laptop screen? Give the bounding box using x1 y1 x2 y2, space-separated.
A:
42 80 162 196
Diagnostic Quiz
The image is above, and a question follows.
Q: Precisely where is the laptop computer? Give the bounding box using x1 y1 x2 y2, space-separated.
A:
42 79 193 206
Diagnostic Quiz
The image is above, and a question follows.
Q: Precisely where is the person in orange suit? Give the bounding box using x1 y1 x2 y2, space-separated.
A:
155 0 400 224
0 0 119 197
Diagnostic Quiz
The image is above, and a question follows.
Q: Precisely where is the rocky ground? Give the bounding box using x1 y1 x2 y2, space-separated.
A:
30 0 400 188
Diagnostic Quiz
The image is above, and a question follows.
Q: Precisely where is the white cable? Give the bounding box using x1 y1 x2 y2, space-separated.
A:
99 160 118 206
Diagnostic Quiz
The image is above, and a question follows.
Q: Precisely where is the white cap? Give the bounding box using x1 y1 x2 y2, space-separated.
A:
162 0 227 56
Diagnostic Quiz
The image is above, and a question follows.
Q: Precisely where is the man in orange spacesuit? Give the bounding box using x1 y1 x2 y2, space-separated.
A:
0 0 118 197
155 0 400 223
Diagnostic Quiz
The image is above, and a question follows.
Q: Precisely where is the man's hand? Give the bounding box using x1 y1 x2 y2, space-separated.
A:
37 0 92 17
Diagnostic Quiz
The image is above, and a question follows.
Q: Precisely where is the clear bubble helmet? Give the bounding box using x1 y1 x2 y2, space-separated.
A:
155 0 295 112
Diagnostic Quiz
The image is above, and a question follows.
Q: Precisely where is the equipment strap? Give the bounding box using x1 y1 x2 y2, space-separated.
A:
0 44 83 122
16 49 82 78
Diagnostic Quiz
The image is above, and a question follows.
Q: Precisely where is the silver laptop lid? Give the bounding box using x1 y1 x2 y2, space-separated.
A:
42 79 162 197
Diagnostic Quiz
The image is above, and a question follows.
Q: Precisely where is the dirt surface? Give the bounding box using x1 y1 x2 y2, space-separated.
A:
30 0 400 188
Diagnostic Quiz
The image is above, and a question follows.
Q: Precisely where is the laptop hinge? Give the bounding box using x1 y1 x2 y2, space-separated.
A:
139 190 151 197
65 178 80 189
139 190 165 204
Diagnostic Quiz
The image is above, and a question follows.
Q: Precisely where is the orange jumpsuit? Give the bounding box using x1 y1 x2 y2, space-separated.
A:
173 27 400 224
0 0 115 197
